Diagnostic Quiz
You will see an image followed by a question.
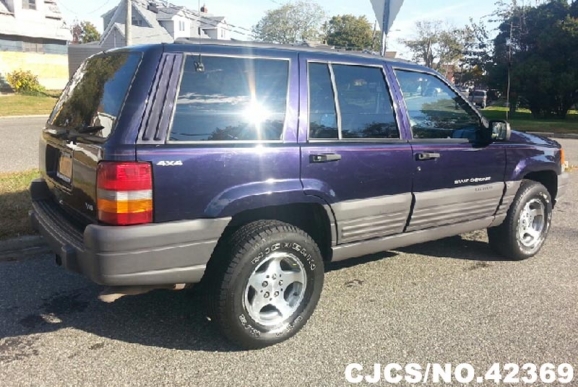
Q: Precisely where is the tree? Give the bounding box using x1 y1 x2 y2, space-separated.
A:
459 19 493 86
490 0 578 118
324 15 379 51
399 20 467 71
71 21 101 44
252 1 327 44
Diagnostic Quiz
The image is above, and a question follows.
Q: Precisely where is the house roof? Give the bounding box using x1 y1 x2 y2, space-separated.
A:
156 7 182 21
111 22 173 44
0 15 70 41
206 16 226 22
101 6 117 19
0 0 11 15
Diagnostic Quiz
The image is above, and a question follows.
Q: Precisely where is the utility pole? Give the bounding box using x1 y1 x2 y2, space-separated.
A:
125 0 132 46
505 0 517 120
380 1 391 57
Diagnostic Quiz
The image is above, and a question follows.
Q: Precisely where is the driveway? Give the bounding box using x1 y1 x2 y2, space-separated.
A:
0 116 46 173
1 175 577 385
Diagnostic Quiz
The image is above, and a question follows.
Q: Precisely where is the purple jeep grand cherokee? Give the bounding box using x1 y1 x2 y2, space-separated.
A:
30 40 569 349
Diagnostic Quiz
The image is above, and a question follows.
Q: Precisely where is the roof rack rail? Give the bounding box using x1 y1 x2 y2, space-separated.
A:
172 38 413 63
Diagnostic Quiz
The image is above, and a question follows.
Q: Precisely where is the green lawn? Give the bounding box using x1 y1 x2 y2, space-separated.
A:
0 93 58 117
482 106 578 134
0 169 39 240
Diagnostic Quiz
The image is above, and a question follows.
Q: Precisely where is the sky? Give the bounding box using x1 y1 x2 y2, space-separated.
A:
56 0 496 59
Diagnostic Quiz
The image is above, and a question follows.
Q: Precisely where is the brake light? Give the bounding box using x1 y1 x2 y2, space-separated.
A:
96 162 153 225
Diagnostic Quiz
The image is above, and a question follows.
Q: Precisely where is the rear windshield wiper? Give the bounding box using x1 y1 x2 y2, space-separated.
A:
76 125 104 134
49 125 104 140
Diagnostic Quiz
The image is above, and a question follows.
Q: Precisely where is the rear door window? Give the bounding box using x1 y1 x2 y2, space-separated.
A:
308 63 399 140
169 56 290 142
49 52 141 138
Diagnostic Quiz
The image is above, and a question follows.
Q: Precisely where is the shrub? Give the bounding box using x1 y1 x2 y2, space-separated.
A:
6 70 45 95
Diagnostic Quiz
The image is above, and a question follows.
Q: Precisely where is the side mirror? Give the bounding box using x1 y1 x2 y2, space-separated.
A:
489 120 511 141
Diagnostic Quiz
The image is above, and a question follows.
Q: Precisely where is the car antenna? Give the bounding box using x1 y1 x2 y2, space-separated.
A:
194 52 204 72
193 3 204 72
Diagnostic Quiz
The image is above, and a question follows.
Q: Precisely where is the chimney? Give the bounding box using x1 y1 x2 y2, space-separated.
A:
147 2 158 13
200 4 208 13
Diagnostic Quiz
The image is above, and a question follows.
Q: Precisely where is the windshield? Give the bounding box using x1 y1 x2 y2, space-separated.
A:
48 52 141 138
473 91 486 97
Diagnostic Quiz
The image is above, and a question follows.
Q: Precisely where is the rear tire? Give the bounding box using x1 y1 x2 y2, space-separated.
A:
488 180 552 260
205 220 324 349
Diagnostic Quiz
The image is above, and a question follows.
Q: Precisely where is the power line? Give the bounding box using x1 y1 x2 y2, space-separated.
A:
87 0 113 15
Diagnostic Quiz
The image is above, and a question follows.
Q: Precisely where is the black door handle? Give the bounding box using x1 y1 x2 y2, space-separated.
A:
310 153 342 163
415 152 441 161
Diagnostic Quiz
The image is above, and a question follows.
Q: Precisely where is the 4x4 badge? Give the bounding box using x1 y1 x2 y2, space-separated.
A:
156 161 183 166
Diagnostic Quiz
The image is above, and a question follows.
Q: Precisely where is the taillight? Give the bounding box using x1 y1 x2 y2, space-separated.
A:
96 162 153 225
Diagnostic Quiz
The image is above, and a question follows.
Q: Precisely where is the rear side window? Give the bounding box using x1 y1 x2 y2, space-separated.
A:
308 63 338 139
49 52 141 138
169 56 290 142
308 63 399 140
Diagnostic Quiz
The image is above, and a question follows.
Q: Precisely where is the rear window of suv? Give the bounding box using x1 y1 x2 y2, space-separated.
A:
169 55 290 142
48 52 141 138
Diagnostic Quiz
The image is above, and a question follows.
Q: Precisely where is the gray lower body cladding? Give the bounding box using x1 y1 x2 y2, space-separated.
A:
29 179 230 286
333 193 412 244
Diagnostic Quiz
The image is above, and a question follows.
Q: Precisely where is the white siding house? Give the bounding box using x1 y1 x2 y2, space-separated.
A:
0 0 71 90
68 0 230 77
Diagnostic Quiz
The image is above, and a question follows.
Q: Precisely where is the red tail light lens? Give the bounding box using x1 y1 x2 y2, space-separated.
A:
96 162 153 225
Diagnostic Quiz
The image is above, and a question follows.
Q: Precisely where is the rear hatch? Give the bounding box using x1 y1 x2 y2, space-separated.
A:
40 51 142 225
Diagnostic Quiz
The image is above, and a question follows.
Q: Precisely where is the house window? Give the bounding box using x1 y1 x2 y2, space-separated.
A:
179 21 186 32
23 41 43 53
22 0 36 10
132 16 143 26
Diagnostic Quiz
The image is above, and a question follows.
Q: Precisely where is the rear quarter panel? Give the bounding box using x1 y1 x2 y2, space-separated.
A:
138 46 304 222
138 145 305 221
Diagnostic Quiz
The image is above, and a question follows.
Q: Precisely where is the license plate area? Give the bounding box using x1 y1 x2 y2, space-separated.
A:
56 153 73 183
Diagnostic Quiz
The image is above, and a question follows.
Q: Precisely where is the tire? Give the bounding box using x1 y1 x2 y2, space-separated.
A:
487 180 552 260
205 220 324 349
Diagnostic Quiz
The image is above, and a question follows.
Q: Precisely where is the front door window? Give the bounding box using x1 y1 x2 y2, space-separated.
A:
395 70 481 140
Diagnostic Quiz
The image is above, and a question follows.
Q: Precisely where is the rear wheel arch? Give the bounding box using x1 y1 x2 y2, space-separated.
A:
215 202 335 262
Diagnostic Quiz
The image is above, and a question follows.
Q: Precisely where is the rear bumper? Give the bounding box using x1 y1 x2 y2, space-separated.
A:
557 172 569 201
29 179 230 286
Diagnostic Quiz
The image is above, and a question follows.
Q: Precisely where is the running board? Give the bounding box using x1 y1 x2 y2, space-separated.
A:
331 215 506 262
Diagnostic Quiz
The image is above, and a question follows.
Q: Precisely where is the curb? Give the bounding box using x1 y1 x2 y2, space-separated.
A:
525 131 578 140
0 115 49 119
0 235 50 262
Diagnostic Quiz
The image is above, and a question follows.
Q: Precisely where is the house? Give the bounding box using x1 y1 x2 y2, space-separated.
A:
68 0 230 77
0 0 71 90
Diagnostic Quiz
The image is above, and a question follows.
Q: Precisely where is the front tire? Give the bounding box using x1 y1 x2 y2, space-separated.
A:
488 180 552 260
206 220 324 349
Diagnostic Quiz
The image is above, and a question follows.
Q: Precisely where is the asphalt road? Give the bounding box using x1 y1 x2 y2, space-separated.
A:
0 116 47 173
0 176 577 385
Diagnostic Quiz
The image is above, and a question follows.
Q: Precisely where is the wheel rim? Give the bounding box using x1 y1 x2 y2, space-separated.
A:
517 198 546 250
243 251 307 327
